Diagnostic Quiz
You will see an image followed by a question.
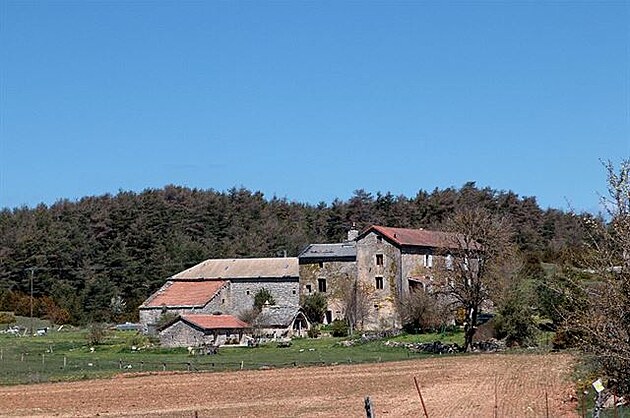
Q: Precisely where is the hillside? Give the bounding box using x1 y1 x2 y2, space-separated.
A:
0 183 589 323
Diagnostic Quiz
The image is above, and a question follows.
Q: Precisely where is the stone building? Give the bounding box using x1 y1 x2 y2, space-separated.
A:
299 225 463 330
140 257 299 330
158 314 250 348
253 305 311 339
298 231 357 324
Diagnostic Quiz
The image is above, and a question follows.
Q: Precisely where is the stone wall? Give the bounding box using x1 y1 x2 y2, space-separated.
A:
356 231 402 330
158 320 247 348
227 278 300 316
299 260 356 323
159 321 210 348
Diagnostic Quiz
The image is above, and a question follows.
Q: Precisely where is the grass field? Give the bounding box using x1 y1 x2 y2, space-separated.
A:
0 326 464 385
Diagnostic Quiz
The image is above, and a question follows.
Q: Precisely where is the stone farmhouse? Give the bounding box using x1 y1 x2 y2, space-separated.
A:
141 225 465 339
139 257 299 332
299 225 462 330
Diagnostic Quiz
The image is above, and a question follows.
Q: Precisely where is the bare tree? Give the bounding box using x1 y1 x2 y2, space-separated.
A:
562 159 630 395
435 207 517 352
337 278 374 335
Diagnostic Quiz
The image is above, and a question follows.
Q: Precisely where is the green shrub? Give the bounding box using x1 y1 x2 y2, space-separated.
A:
300 293 327 324
307 325 321 338
0 311 16 324
87 323 108 346
253 288 276 310
331 319 349 337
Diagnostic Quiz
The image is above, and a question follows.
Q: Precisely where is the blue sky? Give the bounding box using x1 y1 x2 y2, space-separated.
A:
1 1 628 213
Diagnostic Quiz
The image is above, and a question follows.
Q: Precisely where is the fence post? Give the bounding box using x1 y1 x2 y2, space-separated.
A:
364 396 375 418
413 376 429 418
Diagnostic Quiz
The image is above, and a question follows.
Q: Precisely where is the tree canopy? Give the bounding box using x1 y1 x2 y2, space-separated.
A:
0 183 587 324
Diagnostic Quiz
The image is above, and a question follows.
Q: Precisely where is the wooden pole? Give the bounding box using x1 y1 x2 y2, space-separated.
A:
413 376 429 418
494 374 498 418
364 396 375 418
545 389 549 418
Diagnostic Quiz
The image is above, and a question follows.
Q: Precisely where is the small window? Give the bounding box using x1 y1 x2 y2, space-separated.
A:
376 254 384 266
446 254 453 270
221 299 225 304
246 290 250 295
376 235 383 242
306 284 312 293
318 278 327 293
318 261 324 268
424 254 433 268
292 290 296 295
375 276 384 290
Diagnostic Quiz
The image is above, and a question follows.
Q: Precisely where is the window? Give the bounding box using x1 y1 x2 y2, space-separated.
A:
445 254 453 270
424 254 433 268
246 290 250 295
375 276 384 290
318 278 327 293
306 284 312 293
376 235 383 243
376 254 384 266
292 290 296 295
318 261 324 268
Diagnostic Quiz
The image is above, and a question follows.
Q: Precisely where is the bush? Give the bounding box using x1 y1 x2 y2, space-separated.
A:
253 288 275 310
300 293 327 324
0 311 16 324
307 325 321 338
331 319 349 337
87 323 108 346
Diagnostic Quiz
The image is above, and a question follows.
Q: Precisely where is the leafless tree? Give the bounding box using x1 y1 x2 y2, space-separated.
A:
434 207 517 352
336 277 374 335
562 159 630 395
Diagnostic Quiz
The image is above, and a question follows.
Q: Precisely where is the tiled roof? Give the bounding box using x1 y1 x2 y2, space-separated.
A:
362 225 474 250
172 257 299 280
181 314 250 330
142 280 226 308
298 243 356 260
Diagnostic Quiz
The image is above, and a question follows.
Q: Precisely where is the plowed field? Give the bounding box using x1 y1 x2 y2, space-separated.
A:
0 352 577 417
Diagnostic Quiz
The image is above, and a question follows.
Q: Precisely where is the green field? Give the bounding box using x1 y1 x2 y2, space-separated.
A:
0 326 464 385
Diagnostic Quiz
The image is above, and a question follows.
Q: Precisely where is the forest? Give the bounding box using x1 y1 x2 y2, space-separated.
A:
0 182 590 324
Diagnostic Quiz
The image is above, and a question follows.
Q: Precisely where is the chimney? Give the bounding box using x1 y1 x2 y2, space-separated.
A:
347 222 359 241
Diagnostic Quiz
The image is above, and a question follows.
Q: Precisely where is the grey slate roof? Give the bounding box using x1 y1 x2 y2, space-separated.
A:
298 242 356 261
172 257 299 280
254 305 306 328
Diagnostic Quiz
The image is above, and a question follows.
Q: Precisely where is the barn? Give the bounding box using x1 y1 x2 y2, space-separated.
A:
158 314 250 348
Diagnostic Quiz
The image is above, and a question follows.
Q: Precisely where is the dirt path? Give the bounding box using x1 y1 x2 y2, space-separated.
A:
0 352 577 417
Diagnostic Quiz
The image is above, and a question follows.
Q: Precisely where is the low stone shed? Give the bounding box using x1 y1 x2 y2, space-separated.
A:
159 314 250 348
253 305 311 339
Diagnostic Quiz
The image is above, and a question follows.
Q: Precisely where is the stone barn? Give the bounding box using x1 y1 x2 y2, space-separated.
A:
140 257 299 331
158 314 250 348
253 305 311 339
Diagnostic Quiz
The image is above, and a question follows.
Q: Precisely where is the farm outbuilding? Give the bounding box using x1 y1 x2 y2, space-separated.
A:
253 305 311 339
158 314 250 348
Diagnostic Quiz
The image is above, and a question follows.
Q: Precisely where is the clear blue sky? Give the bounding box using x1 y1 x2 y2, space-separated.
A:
1 1 628 213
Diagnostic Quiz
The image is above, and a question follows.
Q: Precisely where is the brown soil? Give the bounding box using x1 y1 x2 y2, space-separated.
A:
0 352 577 417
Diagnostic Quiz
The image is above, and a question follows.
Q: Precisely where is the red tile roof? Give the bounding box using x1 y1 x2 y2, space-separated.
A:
363 225 473 250
181 314 250 330
143 280 226 308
